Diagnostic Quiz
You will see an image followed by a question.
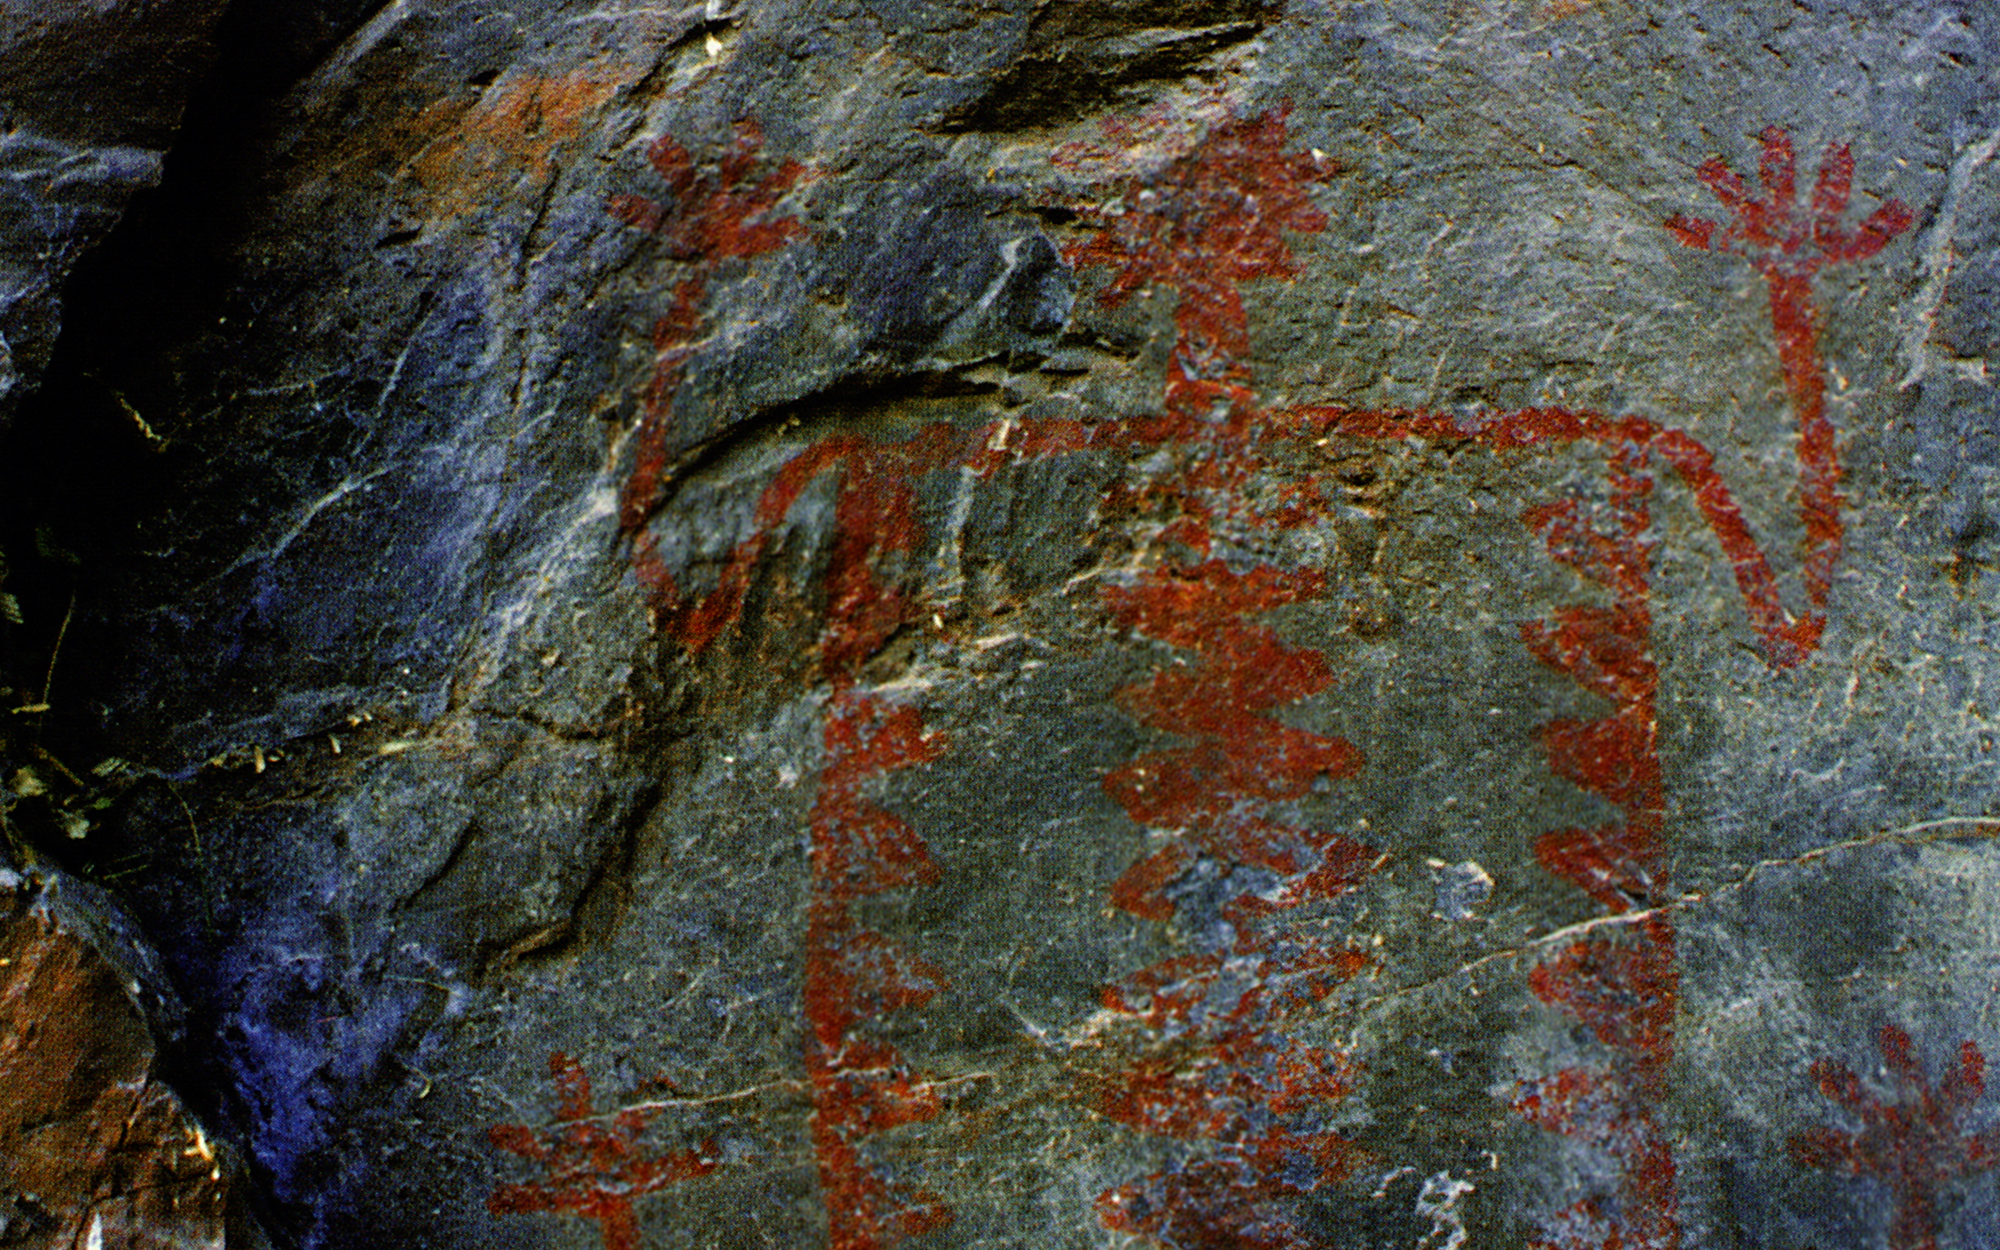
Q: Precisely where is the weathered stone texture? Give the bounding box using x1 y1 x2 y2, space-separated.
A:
1 2 1997 1249
0 0 228 425
0 865 239 1248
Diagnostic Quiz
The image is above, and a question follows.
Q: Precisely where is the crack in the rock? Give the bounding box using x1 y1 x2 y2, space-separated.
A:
1353 815 2000 1017
630 361 1011 529
933 0 1280 134
536 1069 1001 1133
1901 121 2000 391
464 706 634 743
475 779 659 979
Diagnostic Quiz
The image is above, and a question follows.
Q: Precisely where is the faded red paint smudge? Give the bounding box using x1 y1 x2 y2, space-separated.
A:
1513 1063 1678 1250
804 689 954 1250
640 416 1104 655
612 120 810 533
1790 1025 2000 1250
1097 1154 1343 1250
487 1052 721 1250
403 70 625 220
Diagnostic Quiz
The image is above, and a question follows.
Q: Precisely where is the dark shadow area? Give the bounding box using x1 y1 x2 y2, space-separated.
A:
0 5 415 1247
0 0 389 826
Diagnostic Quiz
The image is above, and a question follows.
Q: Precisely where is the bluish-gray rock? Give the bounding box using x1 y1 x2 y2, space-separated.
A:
3 3 1997 1249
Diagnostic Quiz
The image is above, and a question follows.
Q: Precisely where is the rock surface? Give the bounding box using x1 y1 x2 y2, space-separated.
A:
0 862 243 1248
0 0 229 427
2 1 1999 1248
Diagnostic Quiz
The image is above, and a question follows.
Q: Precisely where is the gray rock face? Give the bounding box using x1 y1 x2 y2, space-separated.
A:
3 1 1999 1248
0 0 228 425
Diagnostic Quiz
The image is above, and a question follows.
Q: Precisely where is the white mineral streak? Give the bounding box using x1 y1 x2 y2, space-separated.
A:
1417 1172 1475 1250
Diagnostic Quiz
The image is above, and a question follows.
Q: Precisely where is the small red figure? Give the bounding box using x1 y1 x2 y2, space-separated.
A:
612 120 811 532
488 1052 720 1250
1791 1025 2000 1250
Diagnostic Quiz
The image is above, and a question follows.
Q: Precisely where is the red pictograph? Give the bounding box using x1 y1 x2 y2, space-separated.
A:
1060 114 1908 1248
500 95 1916 1248
1666 125 1913 607
1057 103 1335 421
1507 444 1679 1250
730 437 971 1249
1791 1025 2000 1250
1507 439 1678 1250
1279 127 1903 1249
611 119 810 533
1063 104 1376 1250
505 117 974 1249
1100 559 1366 923
804 690 954 1250
487 1052 720 1250
1504 130 1908 1250
1088 556 1373 1248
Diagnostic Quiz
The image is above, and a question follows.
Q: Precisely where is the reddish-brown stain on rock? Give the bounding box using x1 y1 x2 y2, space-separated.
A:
1791 1026 2000 1250
404 71 626 218
0 871 230 1248
487 1051 722 1250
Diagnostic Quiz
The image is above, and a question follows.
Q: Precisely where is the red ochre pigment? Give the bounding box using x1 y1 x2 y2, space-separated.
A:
1065 105 1377 1250
1089 553 1373 1247
1501 449 1678 1249
1667 127 1914 606
487 1052 721 1250
1056 102 1335 422
1791 1026 2000 1250
610 119 809 534
803 690 954 1250
485 103 1912 1248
